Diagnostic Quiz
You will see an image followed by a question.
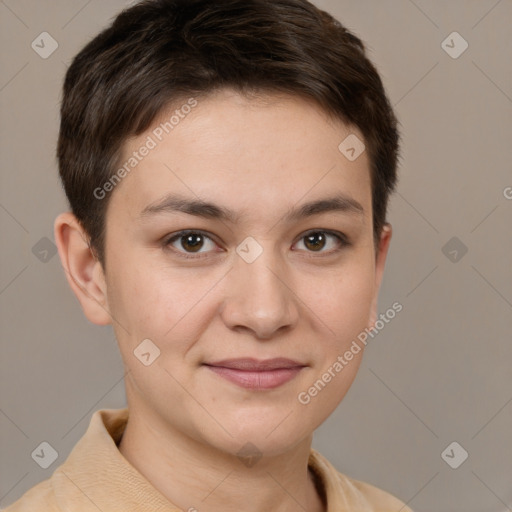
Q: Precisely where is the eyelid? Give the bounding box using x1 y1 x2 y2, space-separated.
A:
298 228 349 244
164 229 216 244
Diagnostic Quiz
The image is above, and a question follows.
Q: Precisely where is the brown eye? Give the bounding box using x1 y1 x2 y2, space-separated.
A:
294 230 348 254
180 233 205 252
304 232 327 252
165 231 218 256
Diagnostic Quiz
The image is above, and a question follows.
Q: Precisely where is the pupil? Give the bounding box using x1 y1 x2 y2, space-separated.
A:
305 233 326 251
182 234 203 252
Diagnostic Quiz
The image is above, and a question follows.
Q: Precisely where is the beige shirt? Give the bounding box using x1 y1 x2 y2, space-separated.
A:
3 408 412 511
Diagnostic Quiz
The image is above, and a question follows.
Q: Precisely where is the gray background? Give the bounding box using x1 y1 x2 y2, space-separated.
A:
1 0 511 510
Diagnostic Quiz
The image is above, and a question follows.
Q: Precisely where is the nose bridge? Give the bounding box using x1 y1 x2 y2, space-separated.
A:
221 241 298 338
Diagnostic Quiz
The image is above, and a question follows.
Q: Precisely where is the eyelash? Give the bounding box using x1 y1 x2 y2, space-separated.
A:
163 229 350 260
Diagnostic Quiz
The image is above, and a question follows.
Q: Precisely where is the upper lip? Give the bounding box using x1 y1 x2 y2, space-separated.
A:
204 358 306 371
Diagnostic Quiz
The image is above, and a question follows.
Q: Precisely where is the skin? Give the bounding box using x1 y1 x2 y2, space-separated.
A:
55 89 392 512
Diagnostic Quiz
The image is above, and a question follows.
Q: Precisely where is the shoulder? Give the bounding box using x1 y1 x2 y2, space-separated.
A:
339 473 413 511
2 408 129 512
309 449 413 512
2 478 57 512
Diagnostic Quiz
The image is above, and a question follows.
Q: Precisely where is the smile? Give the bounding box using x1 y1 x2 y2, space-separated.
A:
203 358 306 390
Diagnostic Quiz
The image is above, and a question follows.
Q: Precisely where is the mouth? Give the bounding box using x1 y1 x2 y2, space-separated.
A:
203 358 306 390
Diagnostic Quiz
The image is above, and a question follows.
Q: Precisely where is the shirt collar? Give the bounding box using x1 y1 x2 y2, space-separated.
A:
52 408 404 512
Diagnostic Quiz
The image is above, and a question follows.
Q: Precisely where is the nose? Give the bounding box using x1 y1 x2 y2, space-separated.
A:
220 248 300 340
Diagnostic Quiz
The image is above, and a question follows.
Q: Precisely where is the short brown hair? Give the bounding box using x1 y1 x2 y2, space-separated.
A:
58 0 400 265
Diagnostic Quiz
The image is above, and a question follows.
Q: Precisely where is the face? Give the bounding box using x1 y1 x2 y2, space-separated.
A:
95 89 390 457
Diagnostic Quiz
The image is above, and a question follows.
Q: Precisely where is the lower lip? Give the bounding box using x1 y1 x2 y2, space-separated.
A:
205 366 303 390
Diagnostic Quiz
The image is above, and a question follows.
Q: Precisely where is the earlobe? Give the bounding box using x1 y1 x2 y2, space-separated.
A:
54 212 111 326
368 223 392 327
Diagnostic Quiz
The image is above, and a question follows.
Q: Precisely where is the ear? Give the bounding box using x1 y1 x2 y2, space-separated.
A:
368 223 392 327
54 212 111 325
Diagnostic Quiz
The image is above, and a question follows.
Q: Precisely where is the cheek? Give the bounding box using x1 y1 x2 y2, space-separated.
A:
300 258 376 340
294 264 374 427
105 256 220 352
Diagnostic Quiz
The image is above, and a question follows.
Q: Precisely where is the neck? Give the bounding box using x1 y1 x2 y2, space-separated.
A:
118 403 325 512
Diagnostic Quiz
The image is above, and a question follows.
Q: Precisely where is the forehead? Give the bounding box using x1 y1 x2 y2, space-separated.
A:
109 89 372 221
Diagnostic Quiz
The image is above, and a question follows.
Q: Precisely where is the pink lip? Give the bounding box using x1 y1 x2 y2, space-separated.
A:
204 358 306 390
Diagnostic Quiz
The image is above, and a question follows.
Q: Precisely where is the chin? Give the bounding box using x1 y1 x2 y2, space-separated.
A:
199 406 314 459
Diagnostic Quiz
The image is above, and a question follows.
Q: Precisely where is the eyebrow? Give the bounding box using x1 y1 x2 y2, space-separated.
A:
139 193 364 223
